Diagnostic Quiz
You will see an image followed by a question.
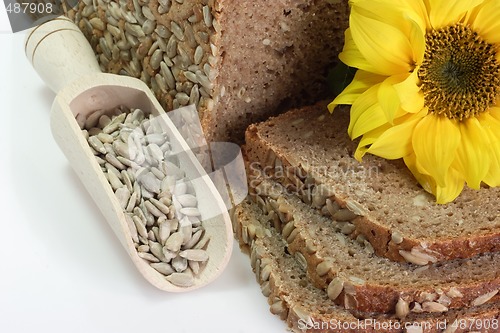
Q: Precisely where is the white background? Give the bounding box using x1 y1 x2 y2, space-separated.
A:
0 5 285 333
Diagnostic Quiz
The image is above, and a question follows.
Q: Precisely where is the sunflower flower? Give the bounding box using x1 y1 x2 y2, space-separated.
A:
329 0 500 204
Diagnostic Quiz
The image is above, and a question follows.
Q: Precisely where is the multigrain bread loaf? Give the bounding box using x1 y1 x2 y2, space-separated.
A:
244 101 500 264
243 168 500 315
62 0 349 143
233 201 500 333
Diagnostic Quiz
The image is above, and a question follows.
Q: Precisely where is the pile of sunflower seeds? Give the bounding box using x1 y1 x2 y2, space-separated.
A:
78 106 210 288
64 0 219 115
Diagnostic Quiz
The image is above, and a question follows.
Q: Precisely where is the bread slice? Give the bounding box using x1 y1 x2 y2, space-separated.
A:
63 0 349 143
242 166 500 314
244 101 500 264
234 201 500 333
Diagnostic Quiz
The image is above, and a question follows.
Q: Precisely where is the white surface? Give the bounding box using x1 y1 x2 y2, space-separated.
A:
0 12 286 333
0 2 11 33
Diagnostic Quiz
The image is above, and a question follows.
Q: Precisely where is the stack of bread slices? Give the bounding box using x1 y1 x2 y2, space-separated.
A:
235 101 500 332
63 0 499 331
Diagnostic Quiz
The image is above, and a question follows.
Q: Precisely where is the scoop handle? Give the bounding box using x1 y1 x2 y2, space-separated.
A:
25 16 101 94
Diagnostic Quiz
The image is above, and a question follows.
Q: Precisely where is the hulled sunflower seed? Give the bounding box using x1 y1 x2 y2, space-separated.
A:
166 272 194 287
333 208 358 222
183 229 204 249
395 298 410 319
89 136 107 154
125 22 145 38
291 306 313 328
165 232 184 252
327 277 344 301
316 260 333 277
270 300 286 316
142 6 156 21
150 49 164 70
194 46 204 65
138 252 160 263
261 281 271 297
340 222 356 235
142 19 156 35
108 170 124 190
471 289 498 306
179 216 193 243
202 5 212 27
139 172 161 193
149 240 166 261
106 154 126 170
281 220 295 239
391 231 404 244
124 214 139 243
179 249 209 262
260 265 272 282
145 200 165 217
399 250 430 266
137 245 150 252
422 301 448 313
150 262 174 275
133 215 148 239
176 194 198 207
179 207 201 217
170 21 184 41
115 187 131 209
188 260 200 274
446 287 464 298
172 255 188 272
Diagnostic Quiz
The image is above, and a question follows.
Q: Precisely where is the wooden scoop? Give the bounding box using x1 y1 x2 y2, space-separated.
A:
25 17 233 292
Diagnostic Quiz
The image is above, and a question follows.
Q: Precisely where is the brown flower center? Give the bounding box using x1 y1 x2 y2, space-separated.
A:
418 23 500 120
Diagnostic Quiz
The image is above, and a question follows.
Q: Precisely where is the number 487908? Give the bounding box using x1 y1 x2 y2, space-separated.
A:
6 2 53 14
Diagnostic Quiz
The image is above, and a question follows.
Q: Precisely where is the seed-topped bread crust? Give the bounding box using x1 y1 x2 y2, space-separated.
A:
244 101 500 264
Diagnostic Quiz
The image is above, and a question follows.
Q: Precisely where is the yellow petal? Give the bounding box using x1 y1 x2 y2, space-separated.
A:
352 0 427 35
434 167 465 204
479 113 500 186
338 29 384 75
354 124 392 161
399 0 431 31
348 84 389 139
350 104 389 140
405 153 465 204
453 118 490 189
329 70 386 111
351 0 426 65
407 17 426 65
428 0 485 29
490 107 500 122
348 84 379 137
350 5 414 75
377 75 405 124
471 0 500 44
367 116 422 159
404 152 436 194
392 70 425 114
412 115 461 187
